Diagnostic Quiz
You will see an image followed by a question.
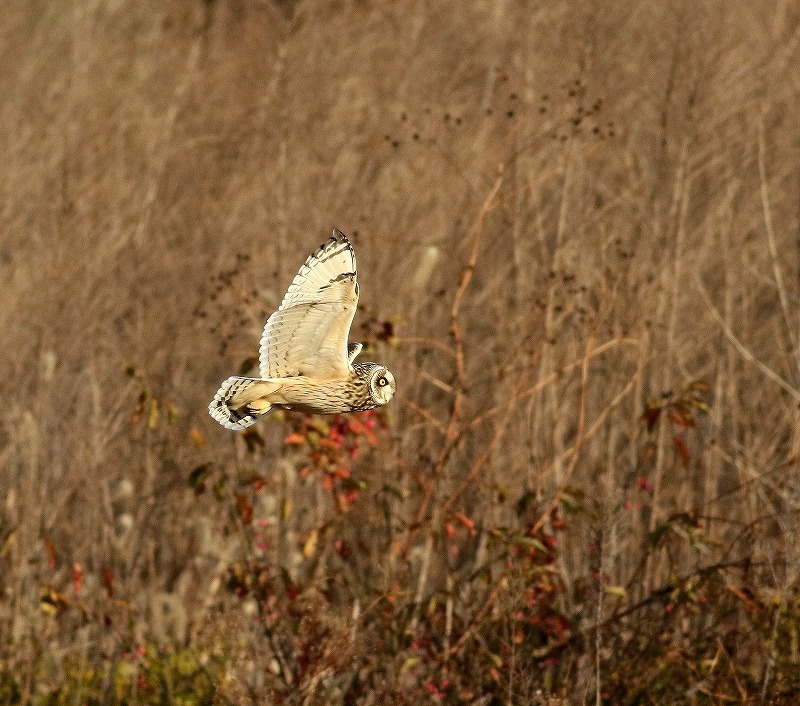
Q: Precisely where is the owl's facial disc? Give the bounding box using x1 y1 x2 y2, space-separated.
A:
370 367 396 405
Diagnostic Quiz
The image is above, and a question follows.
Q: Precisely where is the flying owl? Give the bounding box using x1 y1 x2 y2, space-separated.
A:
209 230 396 430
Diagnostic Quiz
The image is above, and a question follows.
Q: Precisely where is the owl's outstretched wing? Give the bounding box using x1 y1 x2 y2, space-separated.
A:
259 230 359 380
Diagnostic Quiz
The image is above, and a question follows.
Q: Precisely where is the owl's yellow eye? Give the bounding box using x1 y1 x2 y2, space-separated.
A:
378 377 388 387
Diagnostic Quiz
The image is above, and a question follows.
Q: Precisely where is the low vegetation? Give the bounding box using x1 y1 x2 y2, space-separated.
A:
2 1 800 703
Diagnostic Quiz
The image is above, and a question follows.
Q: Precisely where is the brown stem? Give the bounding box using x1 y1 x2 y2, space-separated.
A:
531 329 595 536
392 170 504 561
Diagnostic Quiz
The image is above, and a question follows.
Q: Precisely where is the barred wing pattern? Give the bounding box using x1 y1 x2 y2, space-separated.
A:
258 230 359 380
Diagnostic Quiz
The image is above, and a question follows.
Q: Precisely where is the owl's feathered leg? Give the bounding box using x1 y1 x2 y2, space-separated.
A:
208 377 281 430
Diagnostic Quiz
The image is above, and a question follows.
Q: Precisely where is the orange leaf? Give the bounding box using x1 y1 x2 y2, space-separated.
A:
189 428 205 447
43 537 56 570
454 512 476 536
725 582 759 612
284 433 306 445
303 529 318 557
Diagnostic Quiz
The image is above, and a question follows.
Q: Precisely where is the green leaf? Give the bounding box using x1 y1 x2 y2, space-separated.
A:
382 483 408 500
516 536 548 553
516 490 538 515
400 657 420 674
693 401 711 414
648 521 670 547
340 477 367 492
488 652 503 668
188 464 212 493
306 430 321 447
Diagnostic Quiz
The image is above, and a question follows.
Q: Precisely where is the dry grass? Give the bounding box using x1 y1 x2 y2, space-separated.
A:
2 0 800 703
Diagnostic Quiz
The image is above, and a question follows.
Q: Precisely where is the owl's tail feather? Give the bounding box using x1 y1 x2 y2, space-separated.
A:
209 377 280 430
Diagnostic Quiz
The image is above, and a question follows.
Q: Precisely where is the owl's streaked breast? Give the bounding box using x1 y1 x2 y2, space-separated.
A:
277 373 375 414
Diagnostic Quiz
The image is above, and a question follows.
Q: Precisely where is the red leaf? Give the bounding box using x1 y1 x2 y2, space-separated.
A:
102 567 115 598
235 494 253 525
641 407 661 432
672 435 691 468
668 410 695 429
346 416 377 445
73 562 83 596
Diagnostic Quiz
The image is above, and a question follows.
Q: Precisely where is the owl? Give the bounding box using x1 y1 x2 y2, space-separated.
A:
209 230 396 430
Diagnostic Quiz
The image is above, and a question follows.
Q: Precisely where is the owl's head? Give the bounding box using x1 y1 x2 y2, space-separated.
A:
368 365 396 406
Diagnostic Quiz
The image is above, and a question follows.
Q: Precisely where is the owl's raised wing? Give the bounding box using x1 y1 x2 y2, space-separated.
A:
259 230 359 380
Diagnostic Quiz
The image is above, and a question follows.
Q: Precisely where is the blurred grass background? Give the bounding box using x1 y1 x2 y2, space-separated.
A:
2 0 800 703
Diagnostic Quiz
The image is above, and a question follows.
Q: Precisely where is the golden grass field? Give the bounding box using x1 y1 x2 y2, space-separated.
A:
2 1 800 703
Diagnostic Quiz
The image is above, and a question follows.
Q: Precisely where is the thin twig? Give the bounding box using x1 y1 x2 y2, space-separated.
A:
349 598 360 645
395 394 448 435
535 345 644 485
530 559 756 661
697 275 800 402
134 29 205 247
449 575 509 655
408 531 435 634
531 329 595 535
449 172 506 424
394 171 504 561
394 336 641 560
396 336 457 358
758 114 797 353
439 386 518 516
404 363 455 394
266 629 293 687
443 573 454 665
467 338 640 432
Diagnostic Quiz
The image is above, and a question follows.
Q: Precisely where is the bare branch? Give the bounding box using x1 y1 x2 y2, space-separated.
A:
697 275 800 402
758 114 797 352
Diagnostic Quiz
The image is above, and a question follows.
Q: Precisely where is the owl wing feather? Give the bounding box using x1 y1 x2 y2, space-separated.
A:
259 230 359 380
